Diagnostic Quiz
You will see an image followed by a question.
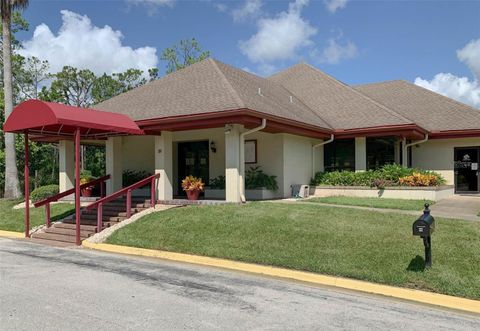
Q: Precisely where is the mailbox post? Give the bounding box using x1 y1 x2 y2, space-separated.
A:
412 203 435 268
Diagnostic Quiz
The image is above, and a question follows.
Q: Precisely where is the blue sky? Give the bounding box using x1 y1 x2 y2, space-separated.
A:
17 0 480 107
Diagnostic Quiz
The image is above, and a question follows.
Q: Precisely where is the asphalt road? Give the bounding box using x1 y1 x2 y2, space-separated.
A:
1 238 479 330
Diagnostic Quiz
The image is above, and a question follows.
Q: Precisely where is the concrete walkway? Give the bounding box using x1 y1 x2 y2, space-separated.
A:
276 195 480 222
430 195 480 221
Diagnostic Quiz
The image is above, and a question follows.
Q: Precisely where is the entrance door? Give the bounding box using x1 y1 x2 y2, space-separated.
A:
178 141 209 196
454 147 480 193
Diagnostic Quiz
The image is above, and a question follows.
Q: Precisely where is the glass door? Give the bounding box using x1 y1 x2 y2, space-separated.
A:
178 141 209 196
454 147 479 193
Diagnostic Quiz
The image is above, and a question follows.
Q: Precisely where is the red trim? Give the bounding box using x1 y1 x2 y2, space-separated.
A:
334 124 427 139
429 129 480 139
138 108 332 139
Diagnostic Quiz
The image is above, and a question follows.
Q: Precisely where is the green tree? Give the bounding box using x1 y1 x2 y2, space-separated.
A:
161 38 210 74
92 68 146 104
1 0 29 198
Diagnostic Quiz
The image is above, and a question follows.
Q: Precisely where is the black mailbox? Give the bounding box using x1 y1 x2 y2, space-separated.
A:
412 203 435 268
413 204 435 236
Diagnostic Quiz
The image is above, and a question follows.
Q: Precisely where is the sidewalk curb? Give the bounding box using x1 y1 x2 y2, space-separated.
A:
0 230 24 239
82 241 480 315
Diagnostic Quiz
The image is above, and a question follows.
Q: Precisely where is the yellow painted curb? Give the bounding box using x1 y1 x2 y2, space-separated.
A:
0 230 24 239
82 241 480 315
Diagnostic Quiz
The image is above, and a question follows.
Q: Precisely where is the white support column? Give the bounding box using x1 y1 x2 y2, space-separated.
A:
225 124 243 203
402 138 408 167
155 132 173 201
106 137 123 194
394 138 402 165
59 140 74 192
355 137 367 172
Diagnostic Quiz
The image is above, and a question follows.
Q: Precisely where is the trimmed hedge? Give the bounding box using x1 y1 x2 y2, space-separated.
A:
311 164 446 188
30 184 59 203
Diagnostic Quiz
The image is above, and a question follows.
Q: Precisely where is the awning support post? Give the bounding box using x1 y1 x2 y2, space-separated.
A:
74 127 81 245
24 131 30 238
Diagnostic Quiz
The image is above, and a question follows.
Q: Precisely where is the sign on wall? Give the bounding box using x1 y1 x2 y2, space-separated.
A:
245 140 257 164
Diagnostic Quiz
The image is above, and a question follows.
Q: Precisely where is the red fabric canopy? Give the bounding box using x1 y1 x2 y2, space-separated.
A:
3 99 144 138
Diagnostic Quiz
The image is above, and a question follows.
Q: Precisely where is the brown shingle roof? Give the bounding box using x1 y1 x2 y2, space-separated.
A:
354 80 480 132
268 63 413 130
95 58 331 130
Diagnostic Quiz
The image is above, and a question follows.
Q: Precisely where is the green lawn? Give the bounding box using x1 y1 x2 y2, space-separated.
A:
304 196 433 211
0 199 75 232
107 202 480 300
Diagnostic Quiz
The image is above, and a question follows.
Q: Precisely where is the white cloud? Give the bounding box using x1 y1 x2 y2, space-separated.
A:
311 36 357 64
127 0 174 15
414 39 480 109
457 39 480 79
324 0 348 13
19 10 158 76
239 0 316 63
232 0 263 22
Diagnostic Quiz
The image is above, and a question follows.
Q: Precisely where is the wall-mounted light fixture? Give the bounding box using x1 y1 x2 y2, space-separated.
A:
210 141 217 153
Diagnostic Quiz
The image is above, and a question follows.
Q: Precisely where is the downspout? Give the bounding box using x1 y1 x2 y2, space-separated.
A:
312 134 334 177
240 119 267 202
402 134 429 167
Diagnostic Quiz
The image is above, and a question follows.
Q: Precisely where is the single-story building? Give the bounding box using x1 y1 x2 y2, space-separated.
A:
55 58 480 202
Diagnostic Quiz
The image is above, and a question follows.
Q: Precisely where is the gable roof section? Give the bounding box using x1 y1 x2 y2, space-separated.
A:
95 58 331 133
268 63 415 131
354 80 480 137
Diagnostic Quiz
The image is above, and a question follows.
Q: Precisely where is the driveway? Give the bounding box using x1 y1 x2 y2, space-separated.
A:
430 195 480 221
0 238 479 330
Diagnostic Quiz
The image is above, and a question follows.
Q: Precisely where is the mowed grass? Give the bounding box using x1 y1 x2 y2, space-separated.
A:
305 196 433 211
107 202 480 299
0 199 75 232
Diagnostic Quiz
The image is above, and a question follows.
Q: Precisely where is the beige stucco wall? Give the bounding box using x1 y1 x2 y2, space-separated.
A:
58 140 74 192
412 137 480 185
245 131 285 197
282 134 320 197
121 136 155 174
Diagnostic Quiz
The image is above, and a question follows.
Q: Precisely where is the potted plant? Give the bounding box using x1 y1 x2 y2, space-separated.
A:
181 175 205 200
80 170 95 197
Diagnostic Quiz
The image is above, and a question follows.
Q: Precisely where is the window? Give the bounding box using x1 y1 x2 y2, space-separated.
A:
324 139 355 172
366 137 396 170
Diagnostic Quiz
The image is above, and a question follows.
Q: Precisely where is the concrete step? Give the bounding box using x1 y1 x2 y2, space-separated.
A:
32 232 88 243
79 214 127 222
53 223 99 232
45 227 94 238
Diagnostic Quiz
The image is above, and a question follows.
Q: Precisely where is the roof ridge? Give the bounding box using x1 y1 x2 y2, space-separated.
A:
300 63 416 125
209 58 245 109
352 79 404 88
277 85 335 129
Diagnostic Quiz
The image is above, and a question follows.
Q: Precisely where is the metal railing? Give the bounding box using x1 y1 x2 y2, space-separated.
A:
34 175 110 228
85 173 160 233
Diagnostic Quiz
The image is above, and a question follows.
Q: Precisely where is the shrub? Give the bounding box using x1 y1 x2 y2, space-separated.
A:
311 165 445 187
30 184 59 203
80 169 95 186
246 166 278 191
209 175 226 189
399 173 442 187
181 175 205 192
123 169 152 187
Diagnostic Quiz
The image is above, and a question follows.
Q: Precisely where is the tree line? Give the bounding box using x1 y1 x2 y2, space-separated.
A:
0 3 210 198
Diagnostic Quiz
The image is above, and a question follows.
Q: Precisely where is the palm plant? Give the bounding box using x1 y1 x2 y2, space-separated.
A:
1 0 29 198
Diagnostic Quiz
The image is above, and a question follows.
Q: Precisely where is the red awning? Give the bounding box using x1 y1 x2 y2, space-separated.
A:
3 99 144 138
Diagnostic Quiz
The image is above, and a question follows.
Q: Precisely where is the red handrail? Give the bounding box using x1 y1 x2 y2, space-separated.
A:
85 173 160 233
34 174 111 208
